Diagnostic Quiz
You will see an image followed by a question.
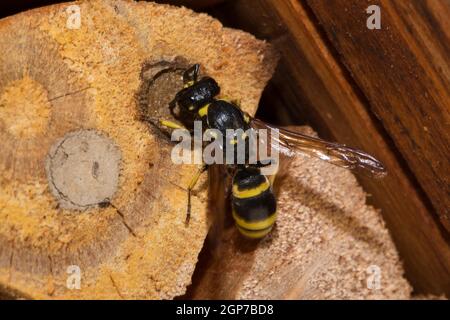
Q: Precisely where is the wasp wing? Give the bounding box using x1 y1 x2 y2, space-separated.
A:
248 116 387 178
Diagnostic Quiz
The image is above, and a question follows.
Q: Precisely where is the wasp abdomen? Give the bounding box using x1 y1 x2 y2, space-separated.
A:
231 168 277 239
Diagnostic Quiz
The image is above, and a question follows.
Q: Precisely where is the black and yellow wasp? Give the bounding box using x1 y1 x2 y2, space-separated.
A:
160 64 387 239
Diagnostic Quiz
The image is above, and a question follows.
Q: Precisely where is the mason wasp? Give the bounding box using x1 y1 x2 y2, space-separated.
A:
159 64 386 238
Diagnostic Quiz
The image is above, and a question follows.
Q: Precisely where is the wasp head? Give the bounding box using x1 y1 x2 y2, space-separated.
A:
169 64 220 113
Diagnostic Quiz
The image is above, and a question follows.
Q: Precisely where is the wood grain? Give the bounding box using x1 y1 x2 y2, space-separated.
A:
154 0 225 9
306 0 450 228
208 0 450 295
0 0 277 299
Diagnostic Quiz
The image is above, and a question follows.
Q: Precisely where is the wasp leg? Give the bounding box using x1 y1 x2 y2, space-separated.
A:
186 164 209 225
160 119 197 137
160 119 186 130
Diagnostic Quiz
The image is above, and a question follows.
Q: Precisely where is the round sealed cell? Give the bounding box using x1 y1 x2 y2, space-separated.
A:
45 129 121 210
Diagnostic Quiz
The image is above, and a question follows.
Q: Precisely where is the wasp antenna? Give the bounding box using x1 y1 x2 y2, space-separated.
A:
192 64 200 82
183 64 201 83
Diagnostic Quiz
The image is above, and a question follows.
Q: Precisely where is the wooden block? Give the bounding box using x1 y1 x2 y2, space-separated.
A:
0 0 277 299
209 0 450 296
306 0 450 228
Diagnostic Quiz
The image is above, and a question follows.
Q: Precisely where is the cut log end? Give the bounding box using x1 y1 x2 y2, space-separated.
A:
0 0 277 299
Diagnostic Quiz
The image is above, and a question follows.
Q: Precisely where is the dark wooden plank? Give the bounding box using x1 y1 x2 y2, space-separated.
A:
208 0 450 295
153 0 225 9
306 0 450 229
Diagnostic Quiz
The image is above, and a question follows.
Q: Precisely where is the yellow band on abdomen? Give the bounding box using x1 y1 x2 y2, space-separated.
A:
232 181 270 199
236 225 273 239
232 210 277 231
